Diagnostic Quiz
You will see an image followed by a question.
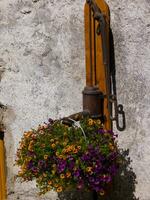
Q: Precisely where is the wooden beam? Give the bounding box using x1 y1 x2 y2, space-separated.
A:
84 0 111 130
0 135 6 200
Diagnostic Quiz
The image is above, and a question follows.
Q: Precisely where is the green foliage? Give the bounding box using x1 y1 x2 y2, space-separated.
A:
15 117 120 196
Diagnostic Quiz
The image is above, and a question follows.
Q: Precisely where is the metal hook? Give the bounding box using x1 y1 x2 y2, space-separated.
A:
116 104 126 131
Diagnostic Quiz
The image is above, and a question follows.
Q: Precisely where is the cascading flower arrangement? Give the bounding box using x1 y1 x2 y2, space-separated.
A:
15 117 120 196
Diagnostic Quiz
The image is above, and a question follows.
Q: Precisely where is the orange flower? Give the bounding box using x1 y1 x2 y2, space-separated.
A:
73 149 78 154
48 180 52 185
66 172 71 178
56 186 63 193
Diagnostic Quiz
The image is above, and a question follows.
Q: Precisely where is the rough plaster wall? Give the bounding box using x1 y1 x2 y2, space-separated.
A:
0 0 149 200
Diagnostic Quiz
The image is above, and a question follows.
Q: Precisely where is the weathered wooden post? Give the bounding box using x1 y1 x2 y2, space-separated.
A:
83 0 125 136
83 0 125 199
0 105 7 200
0 130 6 200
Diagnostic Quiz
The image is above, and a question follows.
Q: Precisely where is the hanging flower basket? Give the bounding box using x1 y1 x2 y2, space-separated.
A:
15 116 121 196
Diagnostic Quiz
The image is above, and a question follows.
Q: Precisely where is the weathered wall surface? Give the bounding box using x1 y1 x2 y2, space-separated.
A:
0 0 149 200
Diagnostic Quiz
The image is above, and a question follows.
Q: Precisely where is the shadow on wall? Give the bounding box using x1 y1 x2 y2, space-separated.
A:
104 149 139 200
58 149 139 200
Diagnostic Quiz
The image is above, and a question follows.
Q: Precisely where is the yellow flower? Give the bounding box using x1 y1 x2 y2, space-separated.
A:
88 119 94 126
109 143 115 151
28 145 33 151
52 164 56 168
39 130 44 135
86 167 92 173
99 189 105 196
56 152 59 156
52 170 56 175
54 183 59 188
44 155 48 160
50 139 54 143
60 174 65 179
43 173 47 177
26 157 32 162
96 119 101 125
56 186 63 193
63 141 67 146
24 131 32 138
29 141 34 145
47 186 52 191
51 143 56 148
77 146 81 150
55 141 59 145
18 171 24 176
58 155 63 159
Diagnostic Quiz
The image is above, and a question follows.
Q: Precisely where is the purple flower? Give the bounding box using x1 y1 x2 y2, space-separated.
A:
89 177 95 183
99 175 112 183
57 159 67 173
73 170 80 178
81 154 90 161
27 160 33 169
77 180 84 190
27 151 36 157
68 156 74 161
68 161 75 170
31 166 38 173
105 175 112 183
109 164 118 175
94 178 100 185
93 186 101 192
93 163 102 173
98 129 105 134
38 160 46 169
107 130 114 134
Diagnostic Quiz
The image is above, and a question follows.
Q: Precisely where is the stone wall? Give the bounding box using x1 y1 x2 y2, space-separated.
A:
0 0 149 199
